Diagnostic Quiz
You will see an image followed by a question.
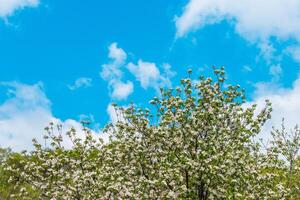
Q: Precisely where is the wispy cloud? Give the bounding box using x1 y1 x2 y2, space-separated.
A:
68 77 92 90
0 0 39 18
242 65 253 73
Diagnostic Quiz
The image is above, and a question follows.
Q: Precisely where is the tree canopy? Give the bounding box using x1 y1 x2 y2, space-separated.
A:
1 67 300 199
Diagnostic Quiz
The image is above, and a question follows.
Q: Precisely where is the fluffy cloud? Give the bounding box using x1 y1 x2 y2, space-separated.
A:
176 0 300 40
127 60 160 89
68 77 92 90
127 61 175 91
0 0 39 18
247 77 300 141
108 42 127 64
101 43 127 81
101 43 134 100
101 43 176 100
0 82 52 151
0 82 105 151
175 0 300 62
110 80 133 100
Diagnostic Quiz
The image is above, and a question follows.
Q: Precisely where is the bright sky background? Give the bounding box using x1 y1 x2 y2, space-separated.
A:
1 0 300 150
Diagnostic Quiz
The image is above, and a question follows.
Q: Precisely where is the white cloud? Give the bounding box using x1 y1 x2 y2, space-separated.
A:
127 60 161 89
0 0 39 18
0 82 53 151
68 77 92 90
0 82 106 151
247 77 300 141
110 80 133 100
101 43 176 99
175 0 300 62
108 42 127 64
101 43 127 81
127 60 175 91
176 0 300 41
101 43 134 100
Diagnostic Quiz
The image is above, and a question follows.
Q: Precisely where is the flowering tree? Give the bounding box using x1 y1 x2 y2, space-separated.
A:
0 148 38 199
269 120 300 199
2 67 289 199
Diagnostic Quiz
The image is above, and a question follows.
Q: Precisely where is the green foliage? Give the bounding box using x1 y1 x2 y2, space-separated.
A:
0 148 11 199
0 148 38 199
269 121 300 199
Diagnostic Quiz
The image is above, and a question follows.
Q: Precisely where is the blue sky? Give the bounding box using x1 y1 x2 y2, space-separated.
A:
1 0 300 150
